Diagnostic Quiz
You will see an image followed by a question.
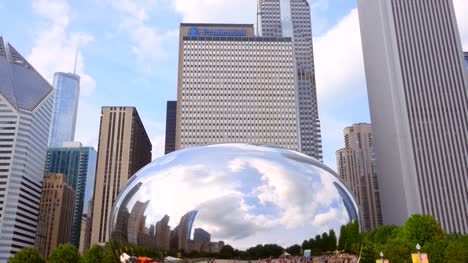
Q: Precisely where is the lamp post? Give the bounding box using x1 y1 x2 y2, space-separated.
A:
379 251 384 262
416 243 421 262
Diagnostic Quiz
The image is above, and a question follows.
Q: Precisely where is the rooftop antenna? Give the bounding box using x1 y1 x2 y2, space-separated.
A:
73 48 78 74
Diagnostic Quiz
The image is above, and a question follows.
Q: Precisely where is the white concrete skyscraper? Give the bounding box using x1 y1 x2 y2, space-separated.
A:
0 37 54 261
358 0 468 233
258 0 322 161
176 24 301 151
48 72 80 147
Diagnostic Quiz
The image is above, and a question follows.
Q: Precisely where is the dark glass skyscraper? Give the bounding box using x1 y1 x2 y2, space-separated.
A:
258 0 323 161
45 143 97 248
165 101 177 154
48 72 80 147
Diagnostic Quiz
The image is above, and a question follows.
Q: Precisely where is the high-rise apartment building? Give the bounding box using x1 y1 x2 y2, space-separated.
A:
0 37 54 262
45 142 97 248
35 173 75 258
336 124 382 231
48 72 80 147
176 24 300 151
258 0 322 161
91 107 152 244
358 0 468 233
165 101 177 154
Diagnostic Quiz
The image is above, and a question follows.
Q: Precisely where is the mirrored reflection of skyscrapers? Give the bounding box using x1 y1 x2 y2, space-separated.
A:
0 37 54 262
48 72 80 147
258 0 323 161
155 215 171 251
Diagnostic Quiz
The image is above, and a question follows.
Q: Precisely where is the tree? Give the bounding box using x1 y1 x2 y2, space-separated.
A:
82 244 104 263
444 235 468 263
328 229 337 252
9 248 45 263
47 244 81 263
399 214 444 246
375 239 412 263
367 225 399 244
219 245 235 259
285 244 301 256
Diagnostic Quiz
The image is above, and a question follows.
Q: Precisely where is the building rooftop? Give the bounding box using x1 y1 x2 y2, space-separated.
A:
0 36 53 111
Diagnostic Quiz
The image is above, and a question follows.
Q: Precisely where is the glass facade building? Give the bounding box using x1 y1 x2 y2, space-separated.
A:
44 144 97 248
0 37 54 262
258 0 323 161
48 72 80 147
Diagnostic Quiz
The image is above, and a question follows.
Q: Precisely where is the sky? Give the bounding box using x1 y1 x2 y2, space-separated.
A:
0 0 467 170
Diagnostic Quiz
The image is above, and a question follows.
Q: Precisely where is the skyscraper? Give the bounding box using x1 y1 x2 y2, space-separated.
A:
464 52 468 72
35 173 75 258
336 124 382 231
91 107 152 244
258 0 322 161
176 24 300 151
358 0 468 233
165 101 177 154
48 72 80 147
44 142 97 248
0 37 54 262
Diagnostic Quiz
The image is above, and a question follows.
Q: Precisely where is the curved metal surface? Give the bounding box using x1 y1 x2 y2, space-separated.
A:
110 144 360 253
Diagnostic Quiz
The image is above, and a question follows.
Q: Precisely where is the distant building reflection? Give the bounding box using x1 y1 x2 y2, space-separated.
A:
111 204 223 253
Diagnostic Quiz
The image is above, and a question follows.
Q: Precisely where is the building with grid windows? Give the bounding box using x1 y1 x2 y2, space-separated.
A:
44 142 97 249
257 0 322 161
35 173 75 258
336 124 382 231
358 0 468 233
48 72 80 147
90 107 152 245
176 24 300 151
0 37 54 262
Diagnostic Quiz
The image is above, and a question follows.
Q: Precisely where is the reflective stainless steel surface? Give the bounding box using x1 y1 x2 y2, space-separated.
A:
110 144 360 252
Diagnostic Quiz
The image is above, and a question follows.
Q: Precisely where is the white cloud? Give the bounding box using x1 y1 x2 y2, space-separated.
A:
454 0 468 49
28 0 96 96
173 0 256 24
105 0 178 61
314 8 366 103
74 100 101 148
151 135 166 160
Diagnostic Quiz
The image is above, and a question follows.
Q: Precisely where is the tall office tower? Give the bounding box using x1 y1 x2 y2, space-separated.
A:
44 142 97 248
336 124 382 231
358 0 468 233
78 215 90 254
91 107 152 244
176 24 300 151
0 38 54 262
165 101 177 154
48 72 80 147
35 174 75 258
258 0 322 161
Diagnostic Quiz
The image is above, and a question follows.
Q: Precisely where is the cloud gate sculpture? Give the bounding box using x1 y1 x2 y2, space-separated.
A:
110 144 360 255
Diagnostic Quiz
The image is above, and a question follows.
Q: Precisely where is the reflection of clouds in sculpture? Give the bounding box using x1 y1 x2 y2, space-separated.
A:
110 144 360 250
196 194 261 240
